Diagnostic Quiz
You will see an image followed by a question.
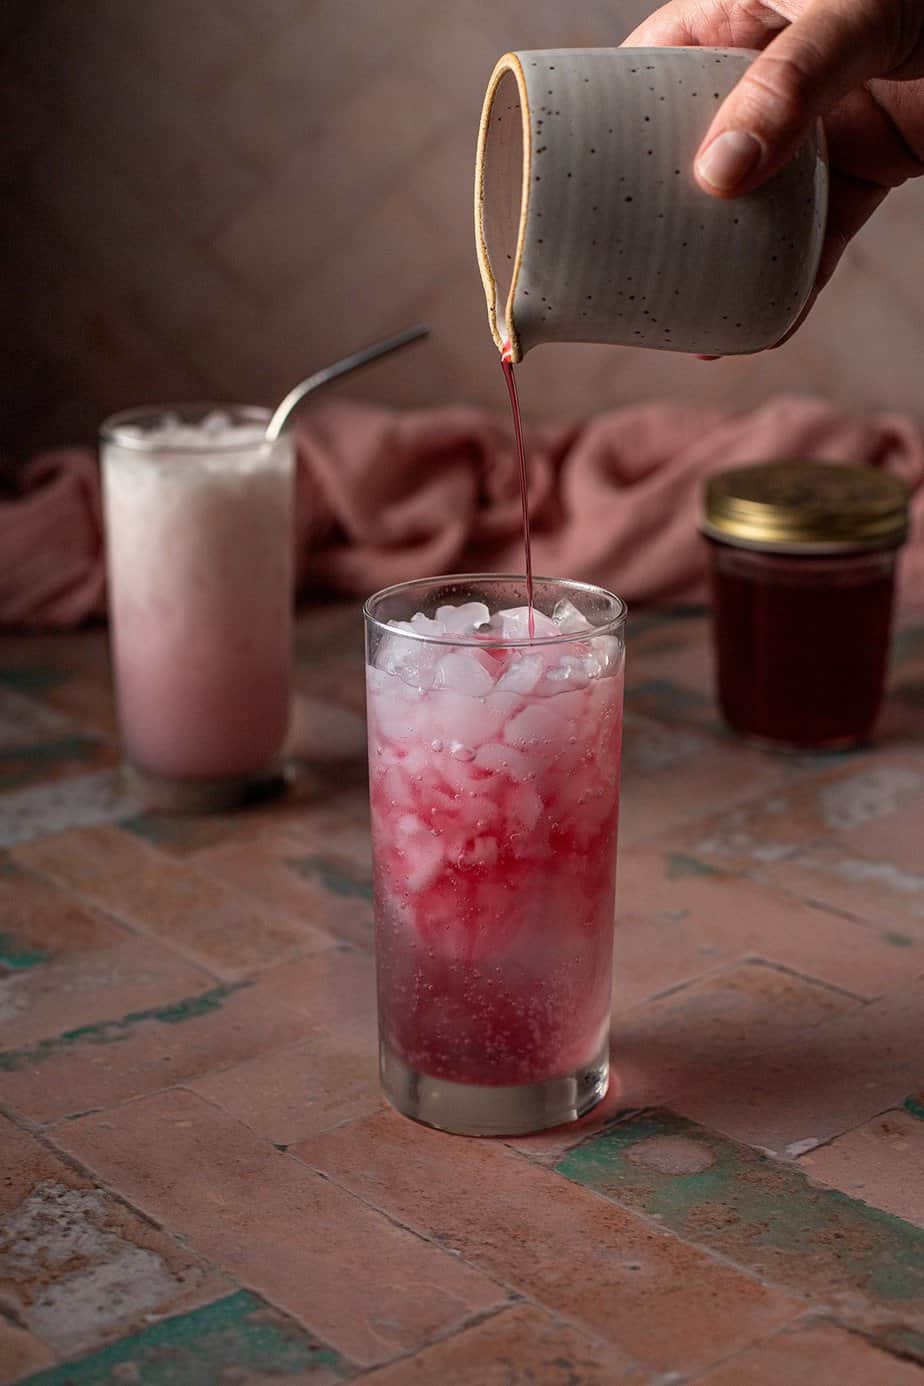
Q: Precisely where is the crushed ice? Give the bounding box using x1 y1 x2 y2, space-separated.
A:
113 411 268 450
435 602 491 633
375 600 621 695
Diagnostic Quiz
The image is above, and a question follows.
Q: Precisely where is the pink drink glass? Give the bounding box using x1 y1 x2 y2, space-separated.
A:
364 574 626 1136
101 404 295 813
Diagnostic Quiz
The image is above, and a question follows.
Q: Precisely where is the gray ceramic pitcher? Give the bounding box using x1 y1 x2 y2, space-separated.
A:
475 47 828 360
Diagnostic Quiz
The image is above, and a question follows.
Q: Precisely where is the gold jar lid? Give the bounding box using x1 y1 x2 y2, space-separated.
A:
703 461 909 553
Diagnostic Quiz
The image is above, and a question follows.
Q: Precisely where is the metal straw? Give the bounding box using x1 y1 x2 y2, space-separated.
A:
265 324 430 441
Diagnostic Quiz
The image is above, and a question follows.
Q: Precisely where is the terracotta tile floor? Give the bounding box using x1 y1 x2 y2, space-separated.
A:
2 603 924 1384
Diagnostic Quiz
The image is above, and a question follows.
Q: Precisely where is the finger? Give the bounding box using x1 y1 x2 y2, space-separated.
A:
814 174 889 289
622 0 701 48
823 81 924 188
622 0 786 50
694 0 902 195
769 288 818 347
769 174 888 347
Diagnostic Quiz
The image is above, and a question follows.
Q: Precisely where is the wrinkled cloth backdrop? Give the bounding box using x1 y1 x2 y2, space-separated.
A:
2 395 923 629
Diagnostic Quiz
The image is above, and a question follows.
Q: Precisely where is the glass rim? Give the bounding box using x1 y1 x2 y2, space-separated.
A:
100 403 274 454
363 573 628 649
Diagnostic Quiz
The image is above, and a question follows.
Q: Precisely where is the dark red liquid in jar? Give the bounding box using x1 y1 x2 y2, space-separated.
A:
500 344 534 637
708 540 899 749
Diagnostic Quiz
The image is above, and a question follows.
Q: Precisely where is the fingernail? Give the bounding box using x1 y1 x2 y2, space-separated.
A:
696 130 761 191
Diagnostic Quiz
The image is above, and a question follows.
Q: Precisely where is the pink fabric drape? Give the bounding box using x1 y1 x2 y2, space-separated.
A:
3 394 923 630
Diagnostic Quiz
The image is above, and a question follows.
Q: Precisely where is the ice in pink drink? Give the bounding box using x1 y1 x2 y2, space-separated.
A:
367 600 624 1087
102 413 294 781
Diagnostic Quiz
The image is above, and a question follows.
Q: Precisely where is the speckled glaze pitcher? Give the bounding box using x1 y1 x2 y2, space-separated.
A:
475 47 828 360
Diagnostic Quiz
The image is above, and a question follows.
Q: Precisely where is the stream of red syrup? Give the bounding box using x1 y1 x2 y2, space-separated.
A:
500 341 534 637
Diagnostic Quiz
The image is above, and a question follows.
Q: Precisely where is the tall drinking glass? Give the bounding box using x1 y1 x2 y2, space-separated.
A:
101 404 295 813
364 574 626 1136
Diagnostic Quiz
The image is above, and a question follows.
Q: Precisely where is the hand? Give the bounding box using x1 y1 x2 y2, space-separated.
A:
624 0 924 299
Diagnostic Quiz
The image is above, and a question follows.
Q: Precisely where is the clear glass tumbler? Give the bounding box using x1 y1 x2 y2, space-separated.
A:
364 574 626 1136
101 404 295 812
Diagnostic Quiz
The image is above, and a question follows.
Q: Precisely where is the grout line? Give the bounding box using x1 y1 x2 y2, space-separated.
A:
8 859 238 985
515 1134 821 1306
285 1142 522 1305
0 1097 203 1251
347 1301 521 1380
5 865 223 989
298 1119 812 1359
832 1315 924 1370
530 1111 924 1340
743 865 924 940
678 1309 834 1383
790 1096 923 1165
7 845 349 988
741 954 872 1005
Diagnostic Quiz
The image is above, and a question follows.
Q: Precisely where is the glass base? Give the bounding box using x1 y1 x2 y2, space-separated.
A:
380 1040 610 1138
123 760 289 815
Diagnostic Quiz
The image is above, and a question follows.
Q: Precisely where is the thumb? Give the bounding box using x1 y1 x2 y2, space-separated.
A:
694 0 896 195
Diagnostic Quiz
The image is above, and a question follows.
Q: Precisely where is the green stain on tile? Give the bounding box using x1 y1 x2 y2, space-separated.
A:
121 811 251 855
886 932 915 948
556 1110 924 1313
0 666 70 695
154 988 249 1025
0 735 101 790
868 1260 924 1301
904 1095 924 1122
0 932 49 970
286 854 372 902
792 746 869 771
121 812 245 860
20 1289 350 1385
664 853 722 880
121 812 185 846
0 982 249 1071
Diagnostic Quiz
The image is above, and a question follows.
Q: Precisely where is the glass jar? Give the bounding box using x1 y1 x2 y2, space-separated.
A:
702 461 909 751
